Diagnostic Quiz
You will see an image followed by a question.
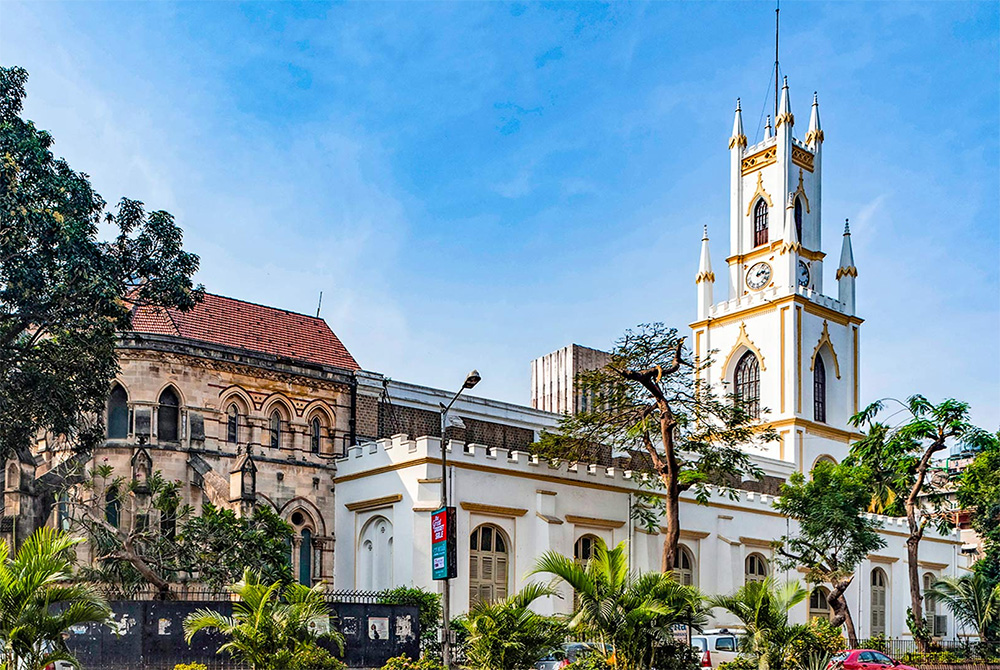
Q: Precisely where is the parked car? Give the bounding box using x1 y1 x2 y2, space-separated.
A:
690 631 741 669
535 642 610 670
827 650 917 670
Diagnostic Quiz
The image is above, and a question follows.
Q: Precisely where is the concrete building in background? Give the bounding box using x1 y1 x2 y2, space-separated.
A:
530 344 610 414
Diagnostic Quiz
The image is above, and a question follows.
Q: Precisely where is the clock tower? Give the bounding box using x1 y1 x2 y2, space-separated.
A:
692 78 864 471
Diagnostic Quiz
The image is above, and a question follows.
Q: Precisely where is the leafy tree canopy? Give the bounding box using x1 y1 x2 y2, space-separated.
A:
0 65 202 458
957 432 1000 586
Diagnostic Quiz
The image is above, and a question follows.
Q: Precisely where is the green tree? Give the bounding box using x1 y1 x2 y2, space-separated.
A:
183 568 344 670
61 463 292 598
378 586 442 656
709 577 810 670
0 527 111 670
533 324 776 571
849 396 993 651
0 65 202 461
773 461 886 645
956 432 1000 613
532 537 706 670
458 583 566 670
928 574 1000 642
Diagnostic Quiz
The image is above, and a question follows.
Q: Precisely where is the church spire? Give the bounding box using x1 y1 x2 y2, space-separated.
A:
696 226 715 319
775 76 794 129
806 91 824 146
729 98 747 150
837 219 857 313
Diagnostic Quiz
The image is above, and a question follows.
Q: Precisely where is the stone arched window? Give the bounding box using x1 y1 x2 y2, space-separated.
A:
470 524 509 606
157 387 180 442
871 568 887 636
735 351 761 419
269 409 283 449
753 199 769 247
358 516 394 591
745 553 769 584
809 587 831 621
794 197 803 243
289 509 316 586
674 545 696 586
310 416 323 454
814 356 827 423
107 384 129 439
226 403 241 444
105 486 121 529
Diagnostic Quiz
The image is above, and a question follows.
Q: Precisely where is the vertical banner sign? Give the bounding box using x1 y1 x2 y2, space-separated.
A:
431 506 457 580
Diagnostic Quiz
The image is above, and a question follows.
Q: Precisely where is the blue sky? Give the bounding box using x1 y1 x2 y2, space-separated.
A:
2 1 997 429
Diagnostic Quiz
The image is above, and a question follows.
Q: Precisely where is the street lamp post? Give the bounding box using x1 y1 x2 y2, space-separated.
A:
440 369 481 670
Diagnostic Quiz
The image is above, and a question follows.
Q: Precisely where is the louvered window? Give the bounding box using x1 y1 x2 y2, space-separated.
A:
470 525 509 606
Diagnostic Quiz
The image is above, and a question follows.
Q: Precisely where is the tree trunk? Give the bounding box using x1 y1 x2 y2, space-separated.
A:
828 578 858 646
660 481 680 573
905 438 943 654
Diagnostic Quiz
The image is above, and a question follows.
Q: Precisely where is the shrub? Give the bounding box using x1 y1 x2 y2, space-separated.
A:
173 665 207 670
379 586 442 655
290 643 347 670
566 651 614 670
380 653 446 670
718 656 758 670
788 618 845 660
652 640 701 670
867 633 888 654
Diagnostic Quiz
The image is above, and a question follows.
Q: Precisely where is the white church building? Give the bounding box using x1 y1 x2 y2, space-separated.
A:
334 80 966 640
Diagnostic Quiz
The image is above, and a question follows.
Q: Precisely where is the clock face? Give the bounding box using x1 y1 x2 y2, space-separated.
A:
797 260 810 288
746 262 772 290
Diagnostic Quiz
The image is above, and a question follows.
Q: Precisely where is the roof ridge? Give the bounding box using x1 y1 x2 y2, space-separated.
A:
201 291 330 323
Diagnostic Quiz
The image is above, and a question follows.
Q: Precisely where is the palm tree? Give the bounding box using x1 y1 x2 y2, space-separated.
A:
0 527 112 670
710 577 810 670
460 582 567 670
183 569 344 670
532 538 706 670
929 574 1000 642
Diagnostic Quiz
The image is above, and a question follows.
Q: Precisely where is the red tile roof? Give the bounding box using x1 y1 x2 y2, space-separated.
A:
129 293 359 371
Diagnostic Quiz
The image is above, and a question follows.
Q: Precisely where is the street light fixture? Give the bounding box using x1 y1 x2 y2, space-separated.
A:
439 369 480 670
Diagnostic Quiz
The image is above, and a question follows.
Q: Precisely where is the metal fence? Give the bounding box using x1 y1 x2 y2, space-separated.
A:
853 638 1000 660
99 585 424 605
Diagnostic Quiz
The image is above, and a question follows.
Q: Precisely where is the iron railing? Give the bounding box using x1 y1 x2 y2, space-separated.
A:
852 638 1000 660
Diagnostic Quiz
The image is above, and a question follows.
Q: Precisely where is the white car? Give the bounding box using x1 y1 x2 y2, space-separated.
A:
690 630 741 669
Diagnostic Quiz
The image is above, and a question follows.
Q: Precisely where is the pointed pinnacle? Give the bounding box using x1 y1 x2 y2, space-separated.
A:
844 218 851 234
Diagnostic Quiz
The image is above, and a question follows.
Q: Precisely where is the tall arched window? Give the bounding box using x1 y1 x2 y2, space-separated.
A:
157 388 180 442
745 553 769 584
809 587 831 621
310 417 322 454
735 351 761 419
674 546 696 586
226 404 240 444
871 568 887 636
574 535 599 565
299 528 312 586
470 524 509 606
269 410 282 449
794 197 803 243
814 356 827 423
107 384 129 439
105 486 121 529
923 572 936 622
358 516 394 590
753 199 769 247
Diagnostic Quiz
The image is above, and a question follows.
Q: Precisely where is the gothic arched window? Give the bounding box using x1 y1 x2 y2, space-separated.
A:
814 356 827 423
157 387 180 442
871 568 887 636
794 197 803 243
269 410 282 449
226 404 240 444
107 384 129 439
105 486 121 529
310 417 322 454
735 351 761 419
753 199 769 247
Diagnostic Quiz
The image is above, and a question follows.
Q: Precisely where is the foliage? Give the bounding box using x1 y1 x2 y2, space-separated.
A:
456 582 567 670
378 586 442 655
0 527 112 670
928 573 1000 642
709 577 810 670
849 395 993 651
287 642 347 670
181 502 294 589
956 432 1000 639
380 653 445 670
61 463 293 597
651 640 701 670
788 619 845 660
0 65 202 460
532 323 776 570
866 634 887 654
531 537 707 670
566 650 616 670
773 461 885 643
183 568 344 670
718 657 758 670
173 664 208 670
